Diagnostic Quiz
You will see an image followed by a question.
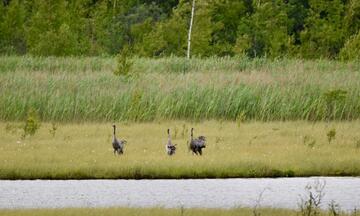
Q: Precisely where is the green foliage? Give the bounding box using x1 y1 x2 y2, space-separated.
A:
22 108 41 139
234 0 292 58
189 0 217 57
139 1 188 57
210 0 249 56
0 0 26 54
25 0 90 56
300 0 346 58
355 139 360 149
114 46 134 77
0 0 358 59
339 31 360 60
344 0 360 37
236 111 246 127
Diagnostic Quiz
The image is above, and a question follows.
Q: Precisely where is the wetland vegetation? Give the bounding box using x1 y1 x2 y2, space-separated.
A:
1 121 360 179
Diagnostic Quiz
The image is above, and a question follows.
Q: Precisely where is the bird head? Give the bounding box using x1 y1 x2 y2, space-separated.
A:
112 124 116 128
167 128 170 135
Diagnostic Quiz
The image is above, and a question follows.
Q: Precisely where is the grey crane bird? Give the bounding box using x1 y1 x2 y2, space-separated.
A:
189 128 206 155
166 129 177 156
112 124 127 155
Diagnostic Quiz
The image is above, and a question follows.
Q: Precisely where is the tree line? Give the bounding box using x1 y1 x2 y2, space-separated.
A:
0 0 359 59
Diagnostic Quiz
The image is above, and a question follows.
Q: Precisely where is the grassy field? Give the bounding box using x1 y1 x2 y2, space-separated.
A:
0 207 351 216
1 121 360 179
0 56 360 122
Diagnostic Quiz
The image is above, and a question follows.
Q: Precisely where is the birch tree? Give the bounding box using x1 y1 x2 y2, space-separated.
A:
187 0 196 59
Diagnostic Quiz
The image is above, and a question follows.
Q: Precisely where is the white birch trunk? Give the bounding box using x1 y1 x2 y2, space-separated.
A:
187 0 196 59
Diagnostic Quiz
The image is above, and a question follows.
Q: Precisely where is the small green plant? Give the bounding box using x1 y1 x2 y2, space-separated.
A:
355 139 360 149
236 111 246 127
327 128 336 144
49 122 57 137
113 46 134 78
22 108 41 139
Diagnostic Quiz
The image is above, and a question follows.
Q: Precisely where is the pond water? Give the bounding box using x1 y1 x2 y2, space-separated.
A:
0 177 359 211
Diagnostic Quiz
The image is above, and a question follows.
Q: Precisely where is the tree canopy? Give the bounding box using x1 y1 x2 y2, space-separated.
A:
0 0 359 59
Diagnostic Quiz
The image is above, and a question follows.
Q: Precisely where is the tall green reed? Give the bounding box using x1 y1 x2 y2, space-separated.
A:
0 56 359 122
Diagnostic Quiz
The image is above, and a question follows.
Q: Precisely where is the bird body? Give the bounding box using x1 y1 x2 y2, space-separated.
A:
112 124 126 155
166 129 177 156
189 128 206 155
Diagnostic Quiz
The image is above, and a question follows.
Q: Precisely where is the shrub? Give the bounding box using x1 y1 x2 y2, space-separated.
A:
355 139 360 149
339 31 360 61
22 108 41 139
114 46 134 78
327 128 336 144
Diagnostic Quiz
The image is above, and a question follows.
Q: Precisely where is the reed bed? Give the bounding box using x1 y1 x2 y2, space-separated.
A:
0 56 359 122
1 121 360 179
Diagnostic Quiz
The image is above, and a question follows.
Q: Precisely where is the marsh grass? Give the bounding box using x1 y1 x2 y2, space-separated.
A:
1 121 360 179
0 56 360 122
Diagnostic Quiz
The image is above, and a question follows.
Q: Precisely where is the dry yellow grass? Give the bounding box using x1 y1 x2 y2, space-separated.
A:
1 121 360 179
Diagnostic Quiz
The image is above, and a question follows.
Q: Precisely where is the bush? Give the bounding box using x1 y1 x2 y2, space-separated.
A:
327 128 336 144
113 46 134 78
22 108 41 139
339 31 360 60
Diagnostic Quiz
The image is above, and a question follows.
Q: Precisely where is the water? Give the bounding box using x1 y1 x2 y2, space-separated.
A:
1 177 359 210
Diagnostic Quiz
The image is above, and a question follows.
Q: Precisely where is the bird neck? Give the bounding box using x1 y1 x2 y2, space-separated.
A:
113 127 116 138
168 133 171 143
